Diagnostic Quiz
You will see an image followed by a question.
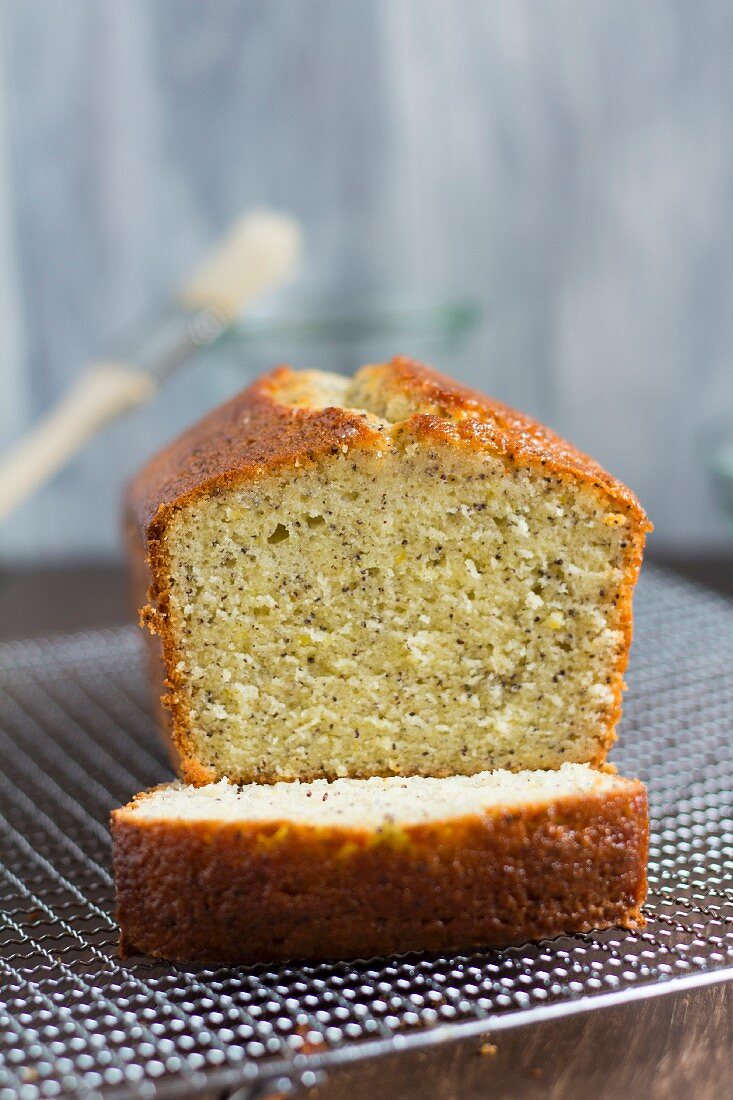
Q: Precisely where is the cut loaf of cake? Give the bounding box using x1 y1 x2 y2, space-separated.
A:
113 764 648 963
126 358 651 785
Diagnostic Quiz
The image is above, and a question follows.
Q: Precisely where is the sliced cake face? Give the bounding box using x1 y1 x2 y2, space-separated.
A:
132 360 650 784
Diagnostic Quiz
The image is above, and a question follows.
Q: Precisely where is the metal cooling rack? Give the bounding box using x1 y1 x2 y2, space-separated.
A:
1 566 732 1100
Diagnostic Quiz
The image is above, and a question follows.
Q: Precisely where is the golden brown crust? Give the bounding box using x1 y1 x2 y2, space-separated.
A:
127 357 650 537
124 358 651 783
112 782 648 964
123 505 176 760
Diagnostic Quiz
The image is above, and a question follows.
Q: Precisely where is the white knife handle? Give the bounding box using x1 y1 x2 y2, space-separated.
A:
0 362 155 522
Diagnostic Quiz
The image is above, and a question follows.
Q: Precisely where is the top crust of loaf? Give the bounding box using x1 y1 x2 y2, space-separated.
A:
112 767 649 963
127 357 650 542
116 763 639 828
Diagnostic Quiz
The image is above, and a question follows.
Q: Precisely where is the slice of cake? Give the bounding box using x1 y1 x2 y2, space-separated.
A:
112 764 648 964
126 358 651 784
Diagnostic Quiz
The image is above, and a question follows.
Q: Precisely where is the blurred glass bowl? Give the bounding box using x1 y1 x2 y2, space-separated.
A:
195 295 482 404
703 423 733 529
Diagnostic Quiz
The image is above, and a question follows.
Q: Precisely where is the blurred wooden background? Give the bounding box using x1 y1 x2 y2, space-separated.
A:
1 0 733 560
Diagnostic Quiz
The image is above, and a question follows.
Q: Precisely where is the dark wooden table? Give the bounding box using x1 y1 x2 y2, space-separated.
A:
1 553 731 1100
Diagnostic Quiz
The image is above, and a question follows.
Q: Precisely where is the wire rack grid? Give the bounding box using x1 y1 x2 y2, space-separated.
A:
1 566 732 1099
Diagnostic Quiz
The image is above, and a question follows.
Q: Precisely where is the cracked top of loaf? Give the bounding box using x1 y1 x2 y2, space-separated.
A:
128 356 649 540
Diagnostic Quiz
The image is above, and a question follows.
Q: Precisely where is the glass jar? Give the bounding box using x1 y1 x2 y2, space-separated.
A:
185 294 482 409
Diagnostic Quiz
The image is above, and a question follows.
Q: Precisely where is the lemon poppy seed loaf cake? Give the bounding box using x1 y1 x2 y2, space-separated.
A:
126 357 651 785
113 764 648 964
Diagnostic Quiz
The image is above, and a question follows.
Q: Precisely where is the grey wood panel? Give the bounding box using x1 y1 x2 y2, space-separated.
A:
0 0 731 559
